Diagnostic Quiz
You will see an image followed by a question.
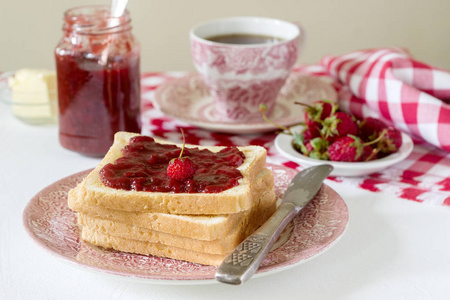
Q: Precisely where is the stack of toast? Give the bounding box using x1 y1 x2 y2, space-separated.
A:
68 132 276 265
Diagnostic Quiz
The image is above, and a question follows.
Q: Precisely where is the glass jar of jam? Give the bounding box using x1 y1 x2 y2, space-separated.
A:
55 5 141 157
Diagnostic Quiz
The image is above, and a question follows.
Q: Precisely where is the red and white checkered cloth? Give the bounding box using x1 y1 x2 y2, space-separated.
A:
140 64 450 206
320 47 450 152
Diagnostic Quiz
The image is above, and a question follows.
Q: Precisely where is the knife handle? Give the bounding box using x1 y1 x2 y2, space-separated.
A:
215 202 301 285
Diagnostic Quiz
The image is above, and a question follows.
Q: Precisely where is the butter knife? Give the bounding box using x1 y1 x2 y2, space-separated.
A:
215 164 333 285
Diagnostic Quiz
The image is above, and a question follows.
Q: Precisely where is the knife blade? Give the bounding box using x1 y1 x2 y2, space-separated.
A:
215 164 333 285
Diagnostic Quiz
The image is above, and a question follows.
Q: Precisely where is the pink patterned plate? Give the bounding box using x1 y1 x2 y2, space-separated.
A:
154 73 337 135
23 164 348 285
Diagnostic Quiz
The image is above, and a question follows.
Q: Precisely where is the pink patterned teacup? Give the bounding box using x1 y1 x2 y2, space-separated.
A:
190 17 303 122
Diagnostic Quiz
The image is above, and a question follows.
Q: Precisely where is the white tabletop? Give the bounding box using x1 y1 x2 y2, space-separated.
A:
1 106 450 300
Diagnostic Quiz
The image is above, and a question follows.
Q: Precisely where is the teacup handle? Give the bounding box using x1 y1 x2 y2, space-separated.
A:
292 22 307 55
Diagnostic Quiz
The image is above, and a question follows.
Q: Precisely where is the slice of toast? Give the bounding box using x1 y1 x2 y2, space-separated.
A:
81 228 228 266
69 168 274 241
79 189 276 265
78 189 276 254
70 132 268 215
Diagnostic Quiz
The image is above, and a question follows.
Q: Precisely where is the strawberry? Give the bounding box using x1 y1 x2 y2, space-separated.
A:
361 144 378 161
302 120 322 142
307 137 330 160
328 135 372 162
359 117 387 142
167 157 196 181
166 129 196 181
305 141 315 153
358 118 402 156
298 100 337 125
377 127 403 154
293 131 329 160
322 112 358 141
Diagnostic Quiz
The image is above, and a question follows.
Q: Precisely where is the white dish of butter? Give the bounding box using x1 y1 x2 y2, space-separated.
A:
0 69 57 124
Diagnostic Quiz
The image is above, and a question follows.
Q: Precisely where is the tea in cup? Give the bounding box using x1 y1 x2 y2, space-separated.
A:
190 17 303 122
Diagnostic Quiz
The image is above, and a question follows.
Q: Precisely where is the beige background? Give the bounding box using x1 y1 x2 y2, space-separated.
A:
1 0 449 72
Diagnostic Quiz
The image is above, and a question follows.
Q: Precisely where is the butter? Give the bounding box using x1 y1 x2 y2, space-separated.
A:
8 69 57 120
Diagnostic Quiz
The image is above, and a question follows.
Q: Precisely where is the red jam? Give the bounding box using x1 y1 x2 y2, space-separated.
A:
55 6 141 157
99 136 246 193
56 55 141 156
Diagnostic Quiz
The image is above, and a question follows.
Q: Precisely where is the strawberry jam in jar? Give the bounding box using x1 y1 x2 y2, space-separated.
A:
55 5 141 157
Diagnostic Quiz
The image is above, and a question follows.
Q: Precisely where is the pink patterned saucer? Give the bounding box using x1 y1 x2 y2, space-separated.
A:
154 73 337 135
23 164 348 285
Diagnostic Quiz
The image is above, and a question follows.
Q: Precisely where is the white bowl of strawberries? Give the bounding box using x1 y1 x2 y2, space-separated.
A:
272 101 414 177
